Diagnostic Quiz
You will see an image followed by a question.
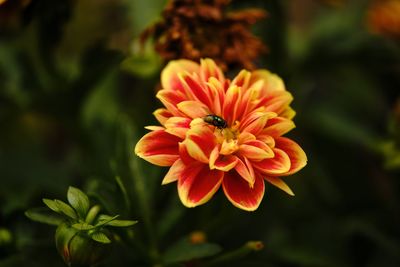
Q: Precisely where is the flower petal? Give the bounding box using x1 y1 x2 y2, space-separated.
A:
264 176 294 196
222 85 241 125
200 58 225 83
275 137 307 175
262 91 293 116
234 157 255 186
144 126 164 131
153 108 173 125
164 117 191 139
281 106 296 120
161 59 200 91
252 148 291 175
177 100 210 119
237 132 257 144
231 70 251 90
179 142 193 165
210 149 239 172
220 138 239 155
250 70 286 92
257 134 275 148
207 77 225 115
162 159 185 185
240 110 276 136
261 117 296 137
239 140 274 161
156 89 186 116
178 163 223 207
222 170 265 211
185 125 217 163
179 73 212 108
135 129 180 166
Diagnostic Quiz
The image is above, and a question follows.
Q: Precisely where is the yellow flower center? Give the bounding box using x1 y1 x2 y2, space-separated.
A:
215 121 240 155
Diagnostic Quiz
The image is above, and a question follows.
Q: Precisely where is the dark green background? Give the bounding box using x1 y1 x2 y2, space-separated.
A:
1 0 399 266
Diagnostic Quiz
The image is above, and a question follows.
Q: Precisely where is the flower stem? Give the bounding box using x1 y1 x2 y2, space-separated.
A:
129 155 159 263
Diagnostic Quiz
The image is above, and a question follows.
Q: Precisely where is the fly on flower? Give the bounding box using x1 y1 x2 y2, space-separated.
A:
135 58 307 211
203 115 228 129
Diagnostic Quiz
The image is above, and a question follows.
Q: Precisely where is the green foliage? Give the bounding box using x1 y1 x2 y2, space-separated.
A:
67 187 91 219
163 238 222 264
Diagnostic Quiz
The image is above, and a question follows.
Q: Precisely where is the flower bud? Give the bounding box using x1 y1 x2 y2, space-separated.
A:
55 222 109 267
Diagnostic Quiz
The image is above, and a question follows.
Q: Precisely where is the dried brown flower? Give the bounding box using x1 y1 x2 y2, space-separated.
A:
366 0 400 40
140 0 267 71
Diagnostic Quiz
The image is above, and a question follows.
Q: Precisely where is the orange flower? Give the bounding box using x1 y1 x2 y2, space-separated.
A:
135 59 307 211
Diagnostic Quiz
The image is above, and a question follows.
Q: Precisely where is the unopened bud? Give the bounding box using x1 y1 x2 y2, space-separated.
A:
55 223 109 267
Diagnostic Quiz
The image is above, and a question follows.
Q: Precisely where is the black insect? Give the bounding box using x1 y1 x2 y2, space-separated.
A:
203 114 228 129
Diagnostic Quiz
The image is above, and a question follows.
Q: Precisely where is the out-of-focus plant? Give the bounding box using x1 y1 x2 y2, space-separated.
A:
379 99 400 170
26 186 137 266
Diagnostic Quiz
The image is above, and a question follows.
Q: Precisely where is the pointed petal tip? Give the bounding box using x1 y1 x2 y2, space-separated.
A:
222 171 265 212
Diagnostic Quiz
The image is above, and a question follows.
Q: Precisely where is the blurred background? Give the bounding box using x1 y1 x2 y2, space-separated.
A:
0 0 399 266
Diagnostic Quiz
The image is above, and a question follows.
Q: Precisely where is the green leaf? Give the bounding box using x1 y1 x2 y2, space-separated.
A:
25 207 64 225
55 200 78 220
96 214 137 227
71 222 95 231
43 198 77 219
163 238 222 264
90 232 111 244
67 186 90 219
95 214 119 227
105 219 138 227
43 199 61 213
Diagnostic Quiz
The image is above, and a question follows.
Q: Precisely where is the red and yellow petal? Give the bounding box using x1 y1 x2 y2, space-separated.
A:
261 117 296 137
264 176 294 196
161 59 200 91
162 159 185 185
239 140 274 161
250 70 286 92
240 111 276 136
207 77 225 115
135 129 180 166
200 58 225 83
231 70 251 89
262 91 293 116
220 138 239 155
209 147 239 172
185 126 217 163
257 134 275 148
222 85 241 125
275 137 307 175
237 132 257 144
179 73 213 108
252 148 291 175
222 170 265 211
153 108 173 126
178 163 224 207
234 157 255 186
179 142 193 165
164 117 191 139
156 89 186 116
177 100 210 119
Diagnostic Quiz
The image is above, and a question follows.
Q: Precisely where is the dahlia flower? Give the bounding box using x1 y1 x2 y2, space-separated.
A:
135 58 307 211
